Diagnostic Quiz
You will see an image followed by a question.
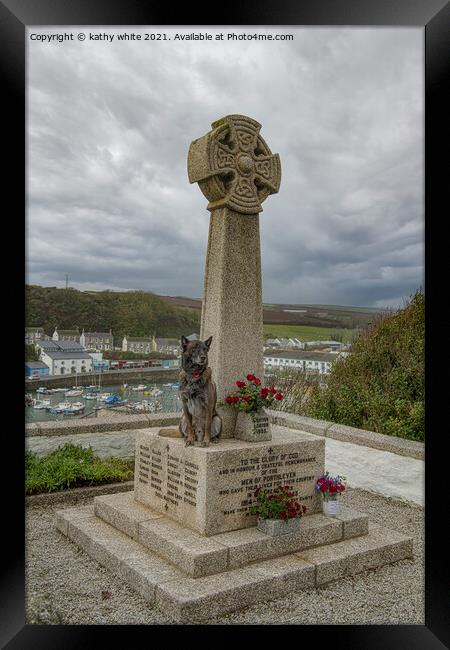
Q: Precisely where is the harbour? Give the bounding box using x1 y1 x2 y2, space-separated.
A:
25 380 182 423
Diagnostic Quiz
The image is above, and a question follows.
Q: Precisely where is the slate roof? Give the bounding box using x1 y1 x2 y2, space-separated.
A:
263 350 337 362
42 351 92 360
26 327 44 332
37 340 60 351
126 337 152 342
83 332 112 338
38 340 85 352
56 329 79 335
54 340 84 351
25 361 49 369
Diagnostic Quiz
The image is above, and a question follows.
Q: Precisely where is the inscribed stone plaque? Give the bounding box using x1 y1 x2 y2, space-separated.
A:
134 426 324 536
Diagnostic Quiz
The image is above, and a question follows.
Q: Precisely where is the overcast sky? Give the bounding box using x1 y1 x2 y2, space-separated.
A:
27 27 423 308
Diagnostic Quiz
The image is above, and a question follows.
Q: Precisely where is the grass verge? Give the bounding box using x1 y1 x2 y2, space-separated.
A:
263 324 355 342
26 443 133 495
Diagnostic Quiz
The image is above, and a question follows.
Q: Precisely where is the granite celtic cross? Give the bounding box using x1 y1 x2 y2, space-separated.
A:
188 114 281 437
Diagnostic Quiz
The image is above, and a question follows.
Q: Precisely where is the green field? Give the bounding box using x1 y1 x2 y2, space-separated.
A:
263 324 356 343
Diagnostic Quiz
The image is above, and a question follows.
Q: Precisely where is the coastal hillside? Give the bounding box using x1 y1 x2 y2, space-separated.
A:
25 285 200 340
160 295 386 330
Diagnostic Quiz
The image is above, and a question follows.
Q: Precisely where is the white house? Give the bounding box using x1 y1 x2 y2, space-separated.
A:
305 340 345 351
263 350 338 375
264 337 305 350
25 327 48 345
80 329 114 352
37 339 93 376
52 327 80 342
122 336 153 354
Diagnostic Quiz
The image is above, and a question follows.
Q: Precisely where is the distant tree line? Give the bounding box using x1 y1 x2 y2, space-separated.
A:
25 285 200 341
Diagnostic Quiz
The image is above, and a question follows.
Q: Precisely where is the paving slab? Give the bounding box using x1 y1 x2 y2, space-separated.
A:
55 504 95 536
215 513 343 569
94 491 163 540
334 504 369 538
139 517 229 578
297 522 414 585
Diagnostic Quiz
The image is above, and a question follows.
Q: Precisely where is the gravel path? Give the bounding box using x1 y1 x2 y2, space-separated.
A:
25 488 424 625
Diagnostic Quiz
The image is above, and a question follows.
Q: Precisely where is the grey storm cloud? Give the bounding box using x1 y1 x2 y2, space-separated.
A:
26 27 423 307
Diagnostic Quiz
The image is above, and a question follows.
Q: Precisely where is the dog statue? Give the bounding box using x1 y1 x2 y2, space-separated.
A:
159 335 222 447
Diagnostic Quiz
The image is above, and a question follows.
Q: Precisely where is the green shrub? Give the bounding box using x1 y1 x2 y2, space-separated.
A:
305 291 424 441
25 443 133 494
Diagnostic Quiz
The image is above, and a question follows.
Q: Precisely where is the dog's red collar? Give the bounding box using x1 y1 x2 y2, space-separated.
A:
191 369 204 380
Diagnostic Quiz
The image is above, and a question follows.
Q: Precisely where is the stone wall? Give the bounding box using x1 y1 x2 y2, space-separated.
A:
25 410 424 505
25 367 178 390
26 412 180 460
268 411 424 506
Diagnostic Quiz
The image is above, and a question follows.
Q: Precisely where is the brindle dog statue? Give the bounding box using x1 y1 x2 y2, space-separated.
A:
178 335 222 446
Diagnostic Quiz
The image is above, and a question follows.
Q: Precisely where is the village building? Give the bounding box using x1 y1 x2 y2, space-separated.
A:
153 336 182 355
88 352 110 371
122 336 153 354
263 350 339 375
25 360 50 379
25 326 48 345
305 340 345 351
264 337 306 350
37 339 93 375
80 329 114 352
52 327 80 342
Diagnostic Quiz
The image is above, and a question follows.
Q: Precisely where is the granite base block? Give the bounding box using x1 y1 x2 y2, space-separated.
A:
56 506 413 623
94 492 366 576
134 425 324 536
297 522 414 585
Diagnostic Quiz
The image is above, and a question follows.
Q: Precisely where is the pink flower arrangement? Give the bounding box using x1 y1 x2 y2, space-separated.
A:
315 472 346 500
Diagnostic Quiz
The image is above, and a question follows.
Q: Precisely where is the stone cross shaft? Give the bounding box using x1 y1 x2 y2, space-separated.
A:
188 114 281 437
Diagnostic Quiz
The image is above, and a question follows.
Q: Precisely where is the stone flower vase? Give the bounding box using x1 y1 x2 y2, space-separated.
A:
257 517 302 537
323 496 341 516
234 409 272 442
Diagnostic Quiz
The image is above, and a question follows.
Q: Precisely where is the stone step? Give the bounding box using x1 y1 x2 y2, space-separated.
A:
55 505 413 623
94 490 369 577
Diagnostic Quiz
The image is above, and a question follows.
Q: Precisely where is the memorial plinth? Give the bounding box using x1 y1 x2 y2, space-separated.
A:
134 426 324 536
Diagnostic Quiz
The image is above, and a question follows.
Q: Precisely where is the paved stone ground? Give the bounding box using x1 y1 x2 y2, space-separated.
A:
25 488 424 625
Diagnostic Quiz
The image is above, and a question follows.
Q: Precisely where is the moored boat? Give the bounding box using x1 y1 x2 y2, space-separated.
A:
65 389 83 397
47 401 72 414
96 393 113 402
33 399 51 409
64 401 85 415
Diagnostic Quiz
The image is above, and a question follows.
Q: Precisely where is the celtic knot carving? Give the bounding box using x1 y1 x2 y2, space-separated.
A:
235 178 255 198
255 160 271 179
188 114 281 214
217 148 235 168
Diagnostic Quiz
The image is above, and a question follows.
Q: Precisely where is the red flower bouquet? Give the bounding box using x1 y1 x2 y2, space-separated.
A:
315 472 346 501
251 485 307 520
224 374 284 413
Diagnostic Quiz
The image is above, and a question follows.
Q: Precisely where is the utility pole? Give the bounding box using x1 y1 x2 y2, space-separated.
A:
65 274 69 289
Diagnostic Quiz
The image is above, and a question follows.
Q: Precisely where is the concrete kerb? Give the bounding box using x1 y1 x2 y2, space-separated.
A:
25 412 181 437
266 411 424 461
26 410 423 461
